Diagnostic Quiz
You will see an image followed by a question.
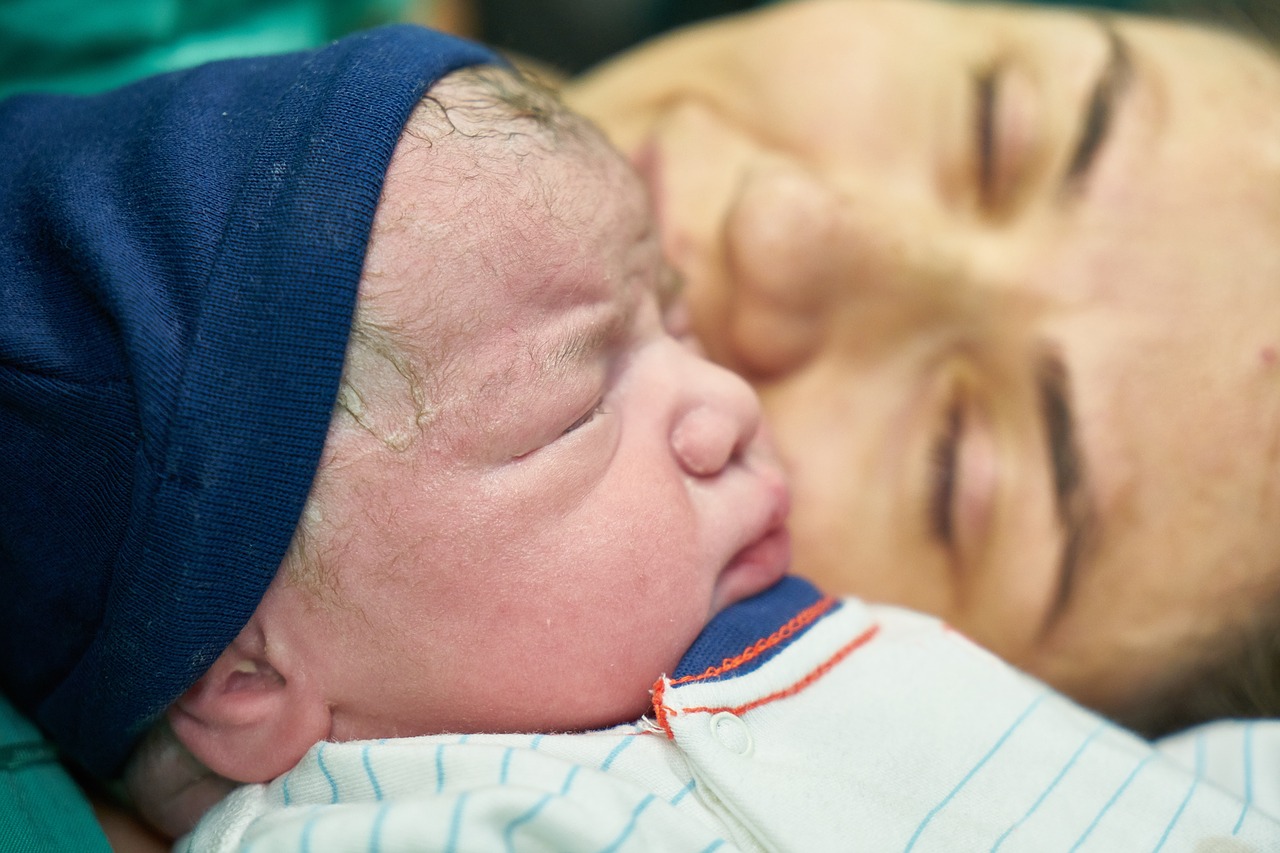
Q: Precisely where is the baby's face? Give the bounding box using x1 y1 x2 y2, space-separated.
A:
259 97 790 740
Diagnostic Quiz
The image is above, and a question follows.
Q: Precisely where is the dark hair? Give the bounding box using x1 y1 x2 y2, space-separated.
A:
1116 585 1280 738
1147 0 1280 48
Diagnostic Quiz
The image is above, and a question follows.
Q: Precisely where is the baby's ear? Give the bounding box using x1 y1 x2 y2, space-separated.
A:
167 616 329 783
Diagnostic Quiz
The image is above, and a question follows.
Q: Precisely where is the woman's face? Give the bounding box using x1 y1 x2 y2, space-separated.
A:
565 0 1280 715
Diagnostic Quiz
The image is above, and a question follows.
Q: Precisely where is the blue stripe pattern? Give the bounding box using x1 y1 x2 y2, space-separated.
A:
435 743 447 794
500 747 513 784
503 792 554 853
362 744 383 801
597 794 656 853
1152 733 1204 852
990 723 1105 851
905 693 1046 851
561 765 580 796
317 743 339 804
444 791 469 853
670 779 697 806
1069 752 1155 851
600 737 635 772
299 806 323 853
369 802 391 853
1235 723 1254 835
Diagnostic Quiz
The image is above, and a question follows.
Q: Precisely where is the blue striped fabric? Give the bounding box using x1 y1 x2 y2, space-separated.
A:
181 597 1280 852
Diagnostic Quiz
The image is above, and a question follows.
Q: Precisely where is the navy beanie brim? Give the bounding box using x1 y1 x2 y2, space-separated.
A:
0 25 499 777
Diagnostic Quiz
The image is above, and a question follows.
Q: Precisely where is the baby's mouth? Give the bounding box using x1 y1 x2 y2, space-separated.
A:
716 524 792 614
715 480 792 612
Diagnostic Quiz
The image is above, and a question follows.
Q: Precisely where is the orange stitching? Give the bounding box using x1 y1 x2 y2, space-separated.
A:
669 596 838 687
677 624 880 720
651 676 677 740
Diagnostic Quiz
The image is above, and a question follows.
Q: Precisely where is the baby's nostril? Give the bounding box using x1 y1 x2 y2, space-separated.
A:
672 405 740 477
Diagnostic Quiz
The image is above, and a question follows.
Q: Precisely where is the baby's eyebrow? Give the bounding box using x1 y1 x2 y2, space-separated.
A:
542 289 639 379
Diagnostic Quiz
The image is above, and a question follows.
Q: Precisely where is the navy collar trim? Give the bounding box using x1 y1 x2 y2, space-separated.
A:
672 576 839 683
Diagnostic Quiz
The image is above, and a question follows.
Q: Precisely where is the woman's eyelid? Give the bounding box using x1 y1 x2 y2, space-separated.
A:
972 51 1045 218
973 62 1001 207
927 360 1000 569
929 396 963 546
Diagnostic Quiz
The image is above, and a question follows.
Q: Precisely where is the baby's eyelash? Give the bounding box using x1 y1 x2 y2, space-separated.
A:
563 398 607 436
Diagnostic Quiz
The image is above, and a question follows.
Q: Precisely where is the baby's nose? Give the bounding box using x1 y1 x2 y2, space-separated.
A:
670 355 762 477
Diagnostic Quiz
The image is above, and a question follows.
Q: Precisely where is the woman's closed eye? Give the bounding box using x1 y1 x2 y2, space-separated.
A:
972 58 1039 215
929 397 963 546
975 65 1000 207
926 378 998 568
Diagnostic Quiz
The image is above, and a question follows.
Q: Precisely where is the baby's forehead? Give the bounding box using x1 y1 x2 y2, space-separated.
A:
367 145 645 336
373 109 639 273
364 86 655 329
345 79 661 436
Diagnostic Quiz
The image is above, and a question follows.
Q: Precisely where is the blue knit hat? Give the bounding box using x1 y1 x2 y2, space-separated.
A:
0 25 498 778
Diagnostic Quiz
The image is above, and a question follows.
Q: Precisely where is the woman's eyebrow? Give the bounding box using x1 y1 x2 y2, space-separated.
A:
1061 18 1133 196
1036 348 1099 635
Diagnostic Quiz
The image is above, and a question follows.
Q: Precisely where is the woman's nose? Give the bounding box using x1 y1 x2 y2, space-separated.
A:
720 162 959 374
719 163 836 376
669 344 763 477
